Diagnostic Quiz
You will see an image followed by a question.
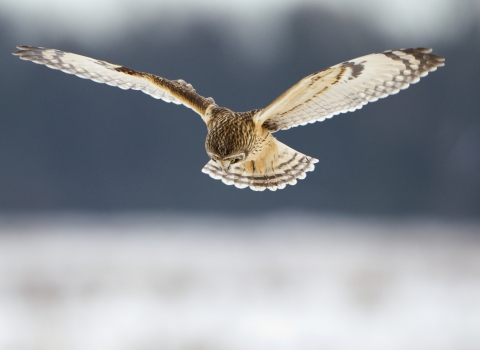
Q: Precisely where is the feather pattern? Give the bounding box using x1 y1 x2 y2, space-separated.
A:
202 139 318 191
13 46 215 117
257 48 445 132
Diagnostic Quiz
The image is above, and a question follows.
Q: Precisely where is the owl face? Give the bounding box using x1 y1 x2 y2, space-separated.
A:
207 151 246 172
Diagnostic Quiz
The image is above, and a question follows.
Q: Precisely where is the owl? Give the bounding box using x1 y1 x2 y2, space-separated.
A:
14 46 444 191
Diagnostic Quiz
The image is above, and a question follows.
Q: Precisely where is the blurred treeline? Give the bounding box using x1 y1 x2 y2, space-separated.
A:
1 7 479 217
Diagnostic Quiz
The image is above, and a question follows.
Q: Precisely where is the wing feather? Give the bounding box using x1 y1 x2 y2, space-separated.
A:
256 48 444 132
13 46 216 118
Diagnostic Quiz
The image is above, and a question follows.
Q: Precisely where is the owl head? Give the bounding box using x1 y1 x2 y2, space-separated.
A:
206 132 248 172
205 108 254 172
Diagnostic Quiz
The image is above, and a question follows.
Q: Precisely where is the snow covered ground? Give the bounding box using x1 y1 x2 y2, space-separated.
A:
0 214 479 350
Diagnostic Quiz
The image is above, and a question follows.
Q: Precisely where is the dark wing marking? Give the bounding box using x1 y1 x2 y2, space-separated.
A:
255 48 445 132
13 46 216 118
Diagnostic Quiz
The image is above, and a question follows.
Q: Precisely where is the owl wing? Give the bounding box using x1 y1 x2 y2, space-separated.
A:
13 46 216 119
255 48 444 132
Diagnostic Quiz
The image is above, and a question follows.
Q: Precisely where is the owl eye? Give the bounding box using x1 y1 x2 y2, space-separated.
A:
230 158 238 164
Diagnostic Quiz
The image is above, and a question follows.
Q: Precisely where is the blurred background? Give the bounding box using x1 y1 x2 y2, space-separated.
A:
0 0 479 349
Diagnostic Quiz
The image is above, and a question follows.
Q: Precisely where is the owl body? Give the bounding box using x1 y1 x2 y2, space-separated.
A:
203 107 317 190
13 46 444 191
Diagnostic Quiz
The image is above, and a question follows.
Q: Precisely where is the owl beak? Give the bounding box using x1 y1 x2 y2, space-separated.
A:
217 160 231 173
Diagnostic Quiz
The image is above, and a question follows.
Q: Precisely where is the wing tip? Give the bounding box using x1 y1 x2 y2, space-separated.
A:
383 47 445 67
13 45 46 57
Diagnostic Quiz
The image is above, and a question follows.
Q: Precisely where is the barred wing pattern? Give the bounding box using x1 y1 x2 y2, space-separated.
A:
257 48 445 132
202 138 318 191
13 46 215 117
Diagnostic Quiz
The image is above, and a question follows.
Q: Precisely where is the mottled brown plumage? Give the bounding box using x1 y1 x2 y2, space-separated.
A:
205 108 257 159
13 46 444 191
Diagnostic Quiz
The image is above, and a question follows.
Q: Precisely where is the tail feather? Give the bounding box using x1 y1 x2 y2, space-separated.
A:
202 139 318 191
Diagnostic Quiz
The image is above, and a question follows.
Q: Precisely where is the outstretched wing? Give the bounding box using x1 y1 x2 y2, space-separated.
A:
255 48 444 132
13 46 216 118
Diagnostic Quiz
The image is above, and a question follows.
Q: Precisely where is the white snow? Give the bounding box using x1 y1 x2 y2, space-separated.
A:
0 214 479 350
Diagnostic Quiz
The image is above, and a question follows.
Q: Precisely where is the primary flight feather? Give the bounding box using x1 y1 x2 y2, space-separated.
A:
13 46 444 191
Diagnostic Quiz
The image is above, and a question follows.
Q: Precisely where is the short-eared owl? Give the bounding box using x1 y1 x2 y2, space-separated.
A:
14 46 444 191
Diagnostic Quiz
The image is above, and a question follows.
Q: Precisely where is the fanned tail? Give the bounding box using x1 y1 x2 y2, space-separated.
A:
202 139 318 191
